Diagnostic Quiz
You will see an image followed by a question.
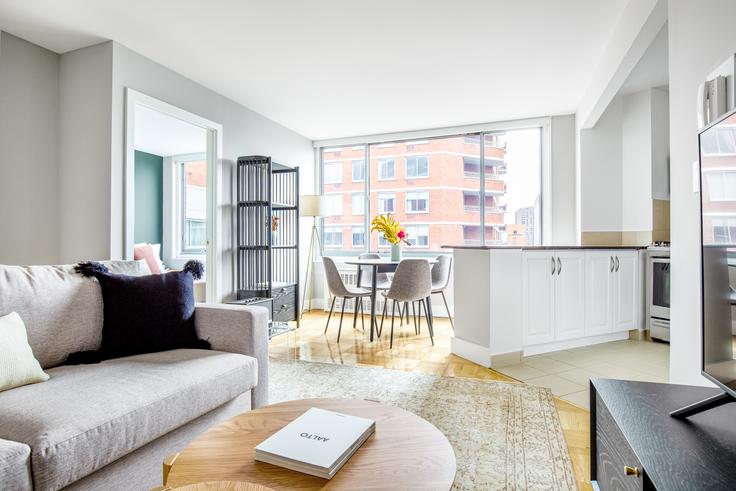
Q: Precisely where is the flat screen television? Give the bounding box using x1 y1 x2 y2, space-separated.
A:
676 107 736 418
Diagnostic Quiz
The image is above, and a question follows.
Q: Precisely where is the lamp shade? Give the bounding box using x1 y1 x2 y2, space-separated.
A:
299 194 324 217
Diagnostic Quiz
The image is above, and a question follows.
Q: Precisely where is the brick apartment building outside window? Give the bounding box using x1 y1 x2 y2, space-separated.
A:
321 129 542 256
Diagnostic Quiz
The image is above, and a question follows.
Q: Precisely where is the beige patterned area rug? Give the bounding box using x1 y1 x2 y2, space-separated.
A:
269 360 575 490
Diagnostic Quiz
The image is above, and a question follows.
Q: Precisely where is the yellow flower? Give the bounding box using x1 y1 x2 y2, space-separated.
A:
370 213 403 245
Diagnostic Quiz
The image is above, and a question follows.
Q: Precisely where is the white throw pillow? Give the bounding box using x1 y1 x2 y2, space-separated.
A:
0 312 49 392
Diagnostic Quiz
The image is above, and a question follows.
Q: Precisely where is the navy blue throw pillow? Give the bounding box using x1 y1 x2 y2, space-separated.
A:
65 261 210 364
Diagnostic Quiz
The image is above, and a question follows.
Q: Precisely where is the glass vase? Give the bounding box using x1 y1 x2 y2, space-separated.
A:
391 243 402 261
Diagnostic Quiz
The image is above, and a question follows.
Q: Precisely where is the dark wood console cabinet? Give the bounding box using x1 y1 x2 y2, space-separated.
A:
591 378 736 490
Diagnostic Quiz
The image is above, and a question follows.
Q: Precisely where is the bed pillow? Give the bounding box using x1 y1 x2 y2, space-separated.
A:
65 260 209 364
0 312 50 392
133 243 162 274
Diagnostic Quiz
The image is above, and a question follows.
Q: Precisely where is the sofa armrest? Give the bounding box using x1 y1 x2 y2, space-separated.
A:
194 303 270 408
0 439 32 490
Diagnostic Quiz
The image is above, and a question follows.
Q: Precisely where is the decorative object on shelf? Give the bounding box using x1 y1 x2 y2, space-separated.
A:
234 156 299 327
370 214 409 261
299 195 324 318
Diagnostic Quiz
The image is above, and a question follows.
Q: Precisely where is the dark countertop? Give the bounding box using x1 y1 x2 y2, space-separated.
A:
441 245 647 250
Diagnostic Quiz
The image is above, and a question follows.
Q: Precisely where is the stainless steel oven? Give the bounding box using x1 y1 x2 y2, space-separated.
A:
647 249 670 341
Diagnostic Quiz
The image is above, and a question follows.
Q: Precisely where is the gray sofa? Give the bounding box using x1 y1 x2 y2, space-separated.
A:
0 263 269 491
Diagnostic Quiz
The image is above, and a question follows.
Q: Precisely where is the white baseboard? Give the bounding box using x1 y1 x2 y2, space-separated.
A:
451 337 490 368
523 331 629 356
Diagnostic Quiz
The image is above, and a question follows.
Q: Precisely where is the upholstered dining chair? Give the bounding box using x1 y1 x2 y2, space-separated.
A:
380 259 433 349
431 254 454 330
322 257 371 342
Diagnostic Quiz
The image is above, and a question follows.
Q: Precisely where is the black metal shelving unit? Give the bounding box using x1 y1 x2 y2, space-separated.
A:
235 156 299 327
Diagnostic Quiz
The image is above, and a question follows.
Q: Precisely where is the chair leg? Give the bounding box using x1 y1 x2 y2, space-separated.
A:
337 298 347 342
422 299 435 346
324 296 336 334
411 301 418 334
440 290 454 330
360 298 365 331
390 300 397 349
353 298 359 330
417 300 422 334
404 302 410 324
379 299 387 338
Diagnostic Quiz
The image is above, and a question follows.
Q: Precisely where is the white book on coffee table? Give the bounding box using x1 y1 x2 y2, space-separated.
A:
254 407 376 479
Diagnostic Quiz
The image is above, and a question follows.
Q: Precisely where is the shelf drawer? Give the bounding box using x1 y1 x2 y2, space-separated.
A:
272 285 295 300
272 287 296 322
595 393 644 491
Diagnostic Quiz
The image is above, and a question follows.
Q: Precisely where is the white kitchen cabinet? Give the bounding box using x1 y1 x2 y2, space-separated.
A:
584 250 639 335
613 250 638 331
585 251 614 335
523 250 585 346
522 251 556 345
554 251 586 340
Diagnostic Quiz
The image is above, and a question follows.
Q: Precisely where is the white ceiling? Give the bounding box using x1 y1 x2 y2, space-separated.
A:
0 0 629 140
134 105 206 157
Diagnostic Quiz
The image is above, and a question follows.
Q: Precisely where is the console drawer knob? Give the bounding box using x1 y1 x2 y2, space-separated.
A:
624 466 640 477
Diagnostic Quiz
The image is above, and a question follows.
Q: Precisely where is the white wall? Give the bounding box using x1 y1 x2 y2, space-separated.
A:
0 32 60 264
651 86 670 200
58 42 114 263
580 96 623 232
668 0 736 385
550 114 577 244
109 43 314 301
621 90 653 232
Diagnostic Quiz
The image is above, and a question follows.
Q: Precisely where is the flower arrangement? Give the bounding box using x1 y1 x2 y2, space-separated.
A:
370 213 409 245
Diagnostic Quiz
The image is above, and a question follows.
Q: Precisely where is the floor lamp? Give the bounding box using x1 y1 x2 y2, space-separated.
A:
300 195 324 318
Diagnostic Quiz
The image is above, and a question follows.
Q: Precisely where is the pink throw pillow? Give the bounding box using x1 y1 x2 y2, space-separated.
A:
133 244 161 274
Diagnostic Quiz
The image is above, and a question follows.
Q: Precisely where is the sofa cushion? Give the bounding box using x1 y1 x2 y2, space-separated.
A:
0 438 32 491
0 264 103 369
0 261 152 370
0 349 257 491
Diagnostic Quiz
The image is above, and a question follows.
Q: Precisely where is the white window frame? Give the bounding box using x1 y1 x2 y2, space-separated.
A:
178 156 208 256
405 155 429 179
405 191 429 214
324 226 343 248
352 159 365 182
405 225 429 248
378 158 396 180
351 193 364 215
351 226 365 247
378 192 396 213
705 170 736 201
323 161 343 184
323 193 343 215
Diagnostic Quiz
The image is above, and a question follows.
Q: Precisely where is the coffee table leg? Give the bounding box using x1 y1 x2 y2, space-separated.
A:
162 452 179 485
370 266 378 342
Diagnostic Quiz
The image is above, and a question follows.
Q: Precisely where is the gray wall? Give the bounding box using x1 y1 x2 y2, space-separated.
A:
0 32 60 264
58 42 113 263
668 0 736 385
109 43 314 301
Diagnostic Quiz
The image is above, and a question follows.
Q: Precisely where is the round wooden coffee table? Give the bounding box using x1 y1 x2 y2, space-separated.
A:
165 398 456 490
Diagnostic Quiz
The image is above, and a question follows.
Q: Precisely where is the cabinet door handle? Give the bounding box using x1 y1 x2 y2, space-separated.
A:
610 256 614 272
624 465 640 477
557 257 562 275
551 256 556 275
615 256 620 272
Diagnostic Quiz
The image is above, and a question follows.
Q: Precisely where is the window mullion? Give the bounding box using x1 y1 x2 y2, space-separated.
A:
480 133 486 246
364 144 371 253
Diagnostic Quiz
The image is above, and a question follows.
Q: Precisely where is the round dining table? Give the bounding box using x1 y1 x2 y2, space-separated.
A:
344 257 437 342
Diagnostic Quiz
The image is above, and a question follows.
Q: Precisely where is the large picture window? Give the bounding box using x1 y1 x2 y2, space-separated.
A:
320 127 542 255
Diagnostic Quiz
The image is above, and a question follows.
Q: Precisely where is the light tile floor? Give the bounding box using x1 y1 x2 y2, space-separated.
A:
494 339 670 409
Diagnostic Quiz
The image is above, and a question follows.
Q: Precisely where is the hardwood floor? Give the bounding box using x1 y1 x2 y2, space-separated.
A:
270 310 592 491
